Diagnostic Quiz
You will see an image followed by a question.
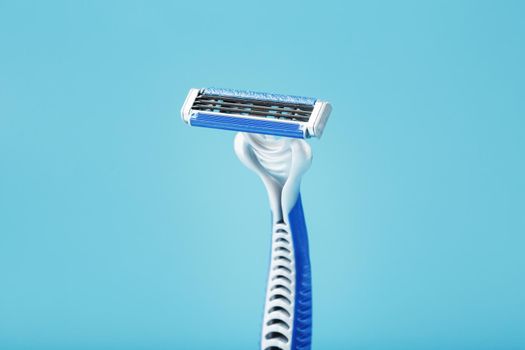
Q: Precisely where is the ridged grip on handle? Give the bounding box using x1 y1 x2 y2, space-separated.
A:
261 195 312 350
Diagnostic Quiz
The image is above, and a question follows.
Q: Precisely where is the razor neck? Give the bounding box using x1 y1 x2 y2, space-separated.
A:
233 133 312 222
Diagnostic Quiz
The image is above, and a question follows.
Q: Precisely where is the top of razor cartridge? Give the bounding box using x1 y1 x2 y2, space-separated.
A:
181 88 332 139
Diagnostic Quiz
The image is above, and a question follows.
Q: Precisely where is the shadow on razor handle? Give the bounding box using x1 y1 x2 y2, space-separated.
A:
261 194 312 350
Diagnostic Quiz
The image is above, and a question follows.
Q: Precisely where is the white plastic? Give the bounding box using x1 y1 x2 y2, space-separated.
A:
234 133 312 223
180 88 200 124
307 101 332 138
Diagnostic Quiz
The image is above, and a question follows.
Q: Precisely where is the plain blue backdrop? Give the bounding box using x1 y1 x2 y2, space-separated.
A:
0 1 523 349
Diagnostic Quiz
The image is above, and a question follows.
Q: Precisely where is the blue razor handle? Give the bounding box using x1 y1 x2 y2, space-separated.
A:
289 196 313 350
288 195 313 349
264 195 312 350
234 132 313 350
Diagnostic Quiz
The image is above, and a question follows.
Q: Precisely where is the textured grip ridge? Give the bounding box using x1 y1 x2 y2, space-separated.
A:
260 194 312 350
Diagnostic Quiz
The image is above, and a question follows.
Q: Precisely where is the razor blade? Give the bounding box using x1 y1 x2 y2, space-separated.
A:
181 87 332 139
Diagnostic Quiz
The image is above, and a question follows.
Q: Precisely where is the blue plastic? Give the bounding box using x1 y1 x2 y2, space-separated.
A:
202 87 317 106
190 112 305 139
288 194 312 350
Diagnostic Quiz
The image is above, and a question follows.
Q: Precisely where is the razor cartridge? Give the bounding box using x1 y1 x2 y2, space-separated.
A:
181 87 332 139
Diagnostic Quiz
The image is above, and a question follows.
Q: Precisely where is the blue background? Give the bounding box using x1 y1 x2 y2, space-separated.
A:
0 1 523 349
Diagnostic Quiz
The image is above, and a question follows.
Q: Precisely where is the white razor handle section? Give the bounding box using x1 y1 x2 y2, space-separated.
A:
234 132 313 350
261 221 296 350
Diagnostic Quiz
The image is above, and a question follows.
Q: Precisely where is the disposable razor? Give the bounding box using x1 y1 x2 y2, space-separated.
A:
181 87 332 350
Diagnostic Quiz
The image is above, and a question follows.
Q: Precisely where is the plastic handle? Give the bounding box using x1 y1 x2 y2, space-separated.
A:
288 194 313 350
261 194 312 350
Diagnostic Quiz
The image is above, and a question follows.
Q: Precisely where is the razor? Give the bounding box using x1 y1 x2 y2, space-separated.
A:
181 87 332 350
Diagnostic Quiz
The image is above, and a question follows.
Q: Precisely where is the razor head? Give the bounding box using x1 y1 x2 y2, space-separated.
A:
181 88 332 139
